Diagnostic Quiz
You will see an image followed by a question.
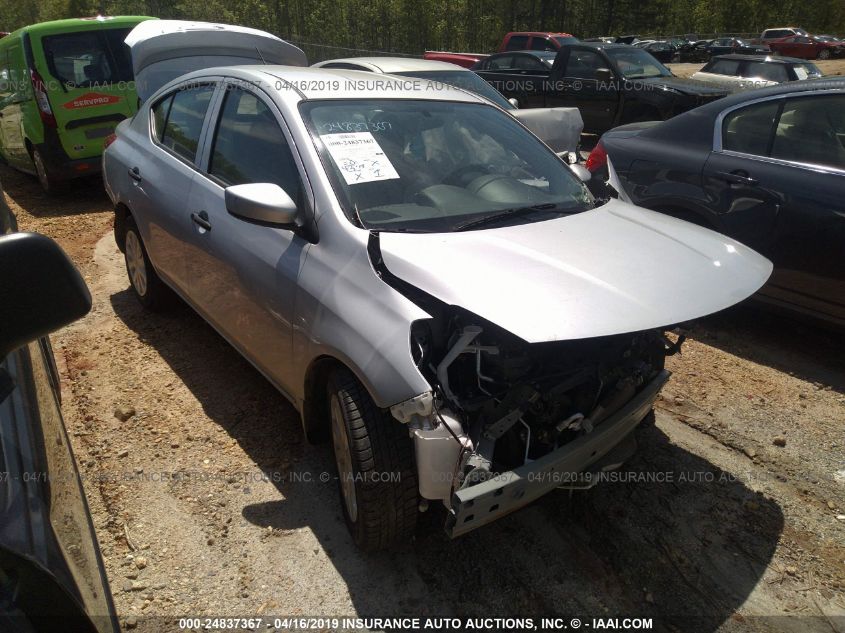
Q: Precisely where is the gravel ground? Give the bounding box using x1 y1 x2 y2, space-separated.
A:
2 78 844 633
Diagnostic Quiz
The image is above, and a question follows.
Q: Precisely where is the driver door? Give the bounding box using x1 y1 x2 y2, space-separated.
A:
184 83 310 394
548 47 618 133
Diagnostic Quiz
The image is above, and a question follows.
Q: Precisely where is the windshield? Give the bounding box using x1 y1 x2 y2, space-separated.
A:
554 36 579 45
606 47 672 78
40 28 133 86
394 70 514 110
302 100 592 233
735 38 751 47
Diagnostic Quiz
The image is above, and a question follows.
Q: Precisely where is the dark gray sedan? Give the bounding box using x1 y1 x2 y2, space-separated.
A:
587 77 845 326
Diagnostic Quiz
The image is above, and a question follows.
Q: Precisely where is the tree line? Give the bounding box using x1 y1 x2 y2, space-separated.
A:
3 0 844 59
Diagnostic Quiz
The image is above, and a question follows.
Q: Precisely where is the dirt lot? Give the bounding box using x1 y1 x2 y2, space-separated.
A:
2 115 845 633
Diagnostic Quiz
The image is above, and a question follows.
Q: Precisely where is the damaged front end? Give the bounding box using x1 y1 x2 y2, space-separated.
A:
394 308 678 536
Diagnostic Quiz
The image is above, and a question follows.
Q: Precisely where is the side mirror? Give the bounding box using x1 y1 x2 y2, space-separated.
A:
0 232 92 358
595 67 613 82
508 97 520 109
225 183 297 226
568 163 592 183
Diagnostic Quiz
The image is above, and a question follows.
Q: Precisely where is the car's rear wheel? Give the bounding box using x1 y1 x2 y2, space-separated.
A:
818 49 831 60
124 217 170 310
327 368 418 551
32 148 60 195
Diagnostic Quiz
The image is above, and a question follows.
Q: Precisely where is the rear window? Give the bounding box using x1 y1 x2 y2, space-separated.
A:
743 62 788 83
505 36 529 51
40 28 133 87
706 59 741 76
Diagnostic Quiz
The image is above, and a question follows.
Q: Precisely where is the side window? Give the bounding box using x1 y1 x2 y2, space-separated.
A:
505 36 529 51
488 54 515 70
209 87 301 201
744 62 788 83
529 37 553 51
158 84 215 163
772 95 845 169
150 94 173 143
564 50 604 79
514 55 545 71
722 101 780 156
708 59 741 75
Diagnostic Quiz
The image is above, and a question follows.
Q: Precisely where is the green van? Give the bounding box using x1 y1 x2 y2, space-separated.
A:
0 16 155 192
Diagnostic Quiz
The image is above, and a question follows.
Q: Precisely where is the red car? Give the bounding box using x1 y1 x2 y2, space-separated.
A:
769 35 845 59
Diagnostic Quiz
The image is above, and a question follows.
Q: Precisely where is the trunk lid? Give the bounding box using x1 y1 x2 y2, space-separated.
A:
124 20 307 101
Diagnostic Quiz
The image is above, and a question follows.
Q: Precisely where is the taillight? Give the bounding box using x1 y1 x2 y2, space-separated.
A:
103 133 117 149
585 141 608 173
30 69 57 128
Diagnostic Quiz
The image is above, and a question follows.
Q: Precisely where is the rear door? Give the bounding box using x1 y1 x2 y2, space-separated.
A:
703 93 845 320
131 81 218 293
183 82 309 394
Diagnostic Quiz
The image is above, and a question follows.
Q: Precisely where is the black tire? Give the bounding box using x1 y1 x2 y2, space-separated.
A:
327 368 418 550
123 216 171 310
818 49 831 60
31 148 61 195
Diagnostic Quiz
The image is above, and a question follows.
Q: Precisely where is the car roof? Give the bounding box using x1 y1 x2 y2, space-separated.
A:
163 65 487 103
489 49 557 59
9 15 153 37
512 32 574 37
313 57 464 73
709 53 811 64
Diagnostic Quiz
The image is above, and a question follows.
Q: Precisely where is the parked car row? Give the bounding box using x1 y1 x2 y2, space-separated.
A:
472 43 729 133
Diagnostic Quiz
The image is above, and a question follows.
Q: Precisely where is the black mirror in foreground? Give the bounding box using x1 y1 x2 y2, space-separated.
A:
0 232 92 358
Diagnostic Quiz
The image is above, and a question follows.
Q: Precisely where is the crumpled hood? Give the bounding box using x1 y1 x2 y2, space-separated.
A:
378 200 772 342
641 76 731 96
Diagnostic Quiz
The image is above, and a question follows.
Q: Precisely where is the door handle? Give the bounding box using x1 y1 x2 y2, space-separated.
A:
717 171 758 186
128 166 142 182
190 211 212 231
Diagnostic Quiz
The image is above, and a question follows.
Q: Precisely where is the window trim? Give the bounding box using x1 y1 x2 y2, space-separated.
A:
195 79 313 212
147 80 220 169
713 89 845 175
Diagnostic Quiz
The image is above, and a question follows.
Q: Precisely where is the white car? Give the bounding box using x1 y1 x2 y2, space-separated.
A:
692 54 822 90
103 21 771 549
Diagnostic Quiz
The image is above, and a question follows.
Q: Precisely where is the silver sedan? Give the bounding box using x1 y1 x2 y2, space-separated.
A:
103 63 771 550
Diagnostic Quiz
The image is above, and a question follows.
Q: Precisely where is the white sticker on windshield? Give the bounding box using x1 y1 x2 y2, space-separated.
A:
321 132 400 185
794 67 809 80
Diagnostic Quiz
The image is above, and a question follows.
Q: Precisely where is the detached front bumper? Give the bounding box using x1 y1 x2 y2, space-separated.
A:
445 369 670 538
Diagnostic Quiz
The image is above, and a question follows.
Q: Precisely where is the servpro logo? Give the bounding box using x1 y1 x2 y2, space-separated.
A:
63 92 121 109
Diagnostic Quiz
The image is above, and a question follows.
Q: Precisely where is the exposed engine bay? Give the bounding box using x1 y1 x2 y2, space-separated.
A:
369 232 686 506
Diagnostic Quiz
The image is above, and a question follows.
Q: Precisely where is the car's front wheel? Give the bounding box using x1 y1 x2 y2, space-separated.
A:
327 368 418 550
124 217 170 310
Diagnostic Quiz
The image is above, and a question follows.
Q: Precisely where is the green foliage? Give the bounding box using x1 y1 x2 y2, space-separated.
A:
1 0 843 52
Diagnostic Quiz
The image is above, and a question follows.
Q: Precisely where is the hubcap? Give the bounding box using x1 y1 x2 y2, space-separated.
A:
125 231 148 297
330 395 358 522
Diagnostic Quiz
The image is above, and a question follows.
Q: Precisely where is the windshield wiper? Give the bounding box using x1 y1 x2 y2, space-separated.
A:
452 203 570 232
